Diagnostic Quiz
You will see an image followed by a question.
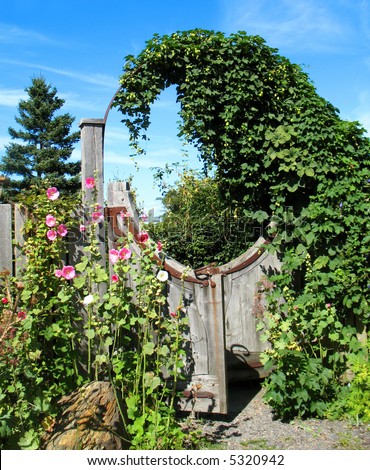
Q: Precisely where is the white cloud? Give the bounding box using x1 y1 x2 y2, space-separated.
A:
221 0 351 52
0 88 26 107
0 23 50 45
104 148 180 168
104 127 130 143
59 92 105 113
152 99 179 111
0 58 118 89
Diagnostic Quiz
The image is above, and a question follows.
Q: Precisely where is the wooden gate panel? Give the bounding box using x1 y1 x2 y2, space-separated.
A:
166 274 228 414
222 248 281 382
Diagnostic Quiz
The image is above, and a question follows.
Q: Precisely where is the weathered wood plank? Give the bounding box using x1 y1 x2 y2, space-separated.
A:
222 248 281 381
196 275 228 413
14 204 27 277
167 272 228 414
0 204 12 275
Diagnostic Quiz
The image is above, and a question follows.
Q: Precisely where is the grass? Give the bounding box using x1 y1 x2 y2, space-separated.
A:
335 431 364 450
240 438 277 450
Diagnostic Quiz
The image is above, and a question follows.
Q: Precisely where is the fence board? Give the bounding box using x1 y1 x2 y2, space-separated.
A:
14 204 26 276
0 204 12 274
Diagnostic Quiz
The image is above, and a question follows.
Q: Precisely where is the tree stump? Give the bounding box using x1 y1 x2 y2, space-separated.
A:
41 381 128 450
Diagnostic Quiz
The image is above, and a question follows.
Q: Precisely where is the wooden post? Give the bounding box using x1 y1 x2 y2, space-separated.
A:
78 118 106 267
69 119 106 376
80 118 105 206
0 204 12 275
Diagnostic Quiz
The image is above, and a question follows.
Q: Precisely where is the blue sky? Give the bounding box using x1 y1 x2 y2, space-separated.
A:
1 0 369 214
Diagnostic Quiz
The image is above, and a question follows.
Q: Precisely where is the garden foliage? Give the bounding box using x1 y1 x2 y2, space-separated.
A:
114 29 370 420
148 169 258 267
0 182 193 449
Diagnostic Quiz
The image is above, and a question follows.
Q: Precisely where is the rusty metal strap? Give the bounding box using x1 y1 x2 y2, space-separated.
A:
182 390 214 399
104 206 132 238
193 237 273 278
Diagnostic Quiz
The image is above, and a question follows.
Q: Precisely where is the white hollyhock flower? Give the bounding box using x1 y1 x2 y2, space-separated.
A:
83 294 94 306
156 270 168 282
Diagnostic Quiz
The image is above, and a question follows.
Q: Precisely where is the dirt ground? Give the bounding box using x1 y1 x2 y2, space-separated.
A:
195 380 370 450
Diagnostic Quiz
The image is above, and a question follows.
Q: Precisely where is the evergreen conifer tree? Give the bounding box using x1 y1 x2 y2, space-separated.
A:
0 76 80 199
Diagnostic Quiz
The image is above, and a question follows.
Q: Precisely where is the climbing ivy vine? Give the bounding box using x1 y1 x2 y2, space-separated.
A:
114 30 370 420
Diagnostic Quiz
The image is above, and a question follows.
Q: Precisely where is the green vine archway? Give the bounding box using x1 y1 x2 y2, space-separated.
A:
113 28 369 315
113 30 370 420
114 30 361 215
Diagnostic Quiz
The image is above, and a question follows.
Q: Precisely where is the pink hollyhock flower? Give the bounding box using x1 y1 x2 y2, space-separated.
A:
1 297 9 304
79 224 86 232
45 214 57 227
57 224 68 237
157 241 163 252
109 249 119 264
140 213 148 222
137 231 149 243
111 274 119 283
47 229 57 241
326 303 332 309
61 265 76 280
85 177 95 189
55 269 63 278
118 247 132 260
92 211 104 223
120 209 130 219
17 311 26 320
170 312 177 318
46 187 59 200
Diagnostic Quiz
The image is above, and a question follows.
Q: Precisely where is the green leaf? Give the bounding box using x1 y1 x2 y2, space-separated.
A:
95 266 108 283
125 396 138 420
85 329 95 339
33 396 51 413
73 276 86 289
142 342 155 356
95 354 108 364
144 372 161 390
18 430 39 450
159 345 169 356
75 258 89 272
57 290 71 302
253 210 269 223
328 332 339 341
313 256 329 270
305 167 315 177
295 244 306 255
